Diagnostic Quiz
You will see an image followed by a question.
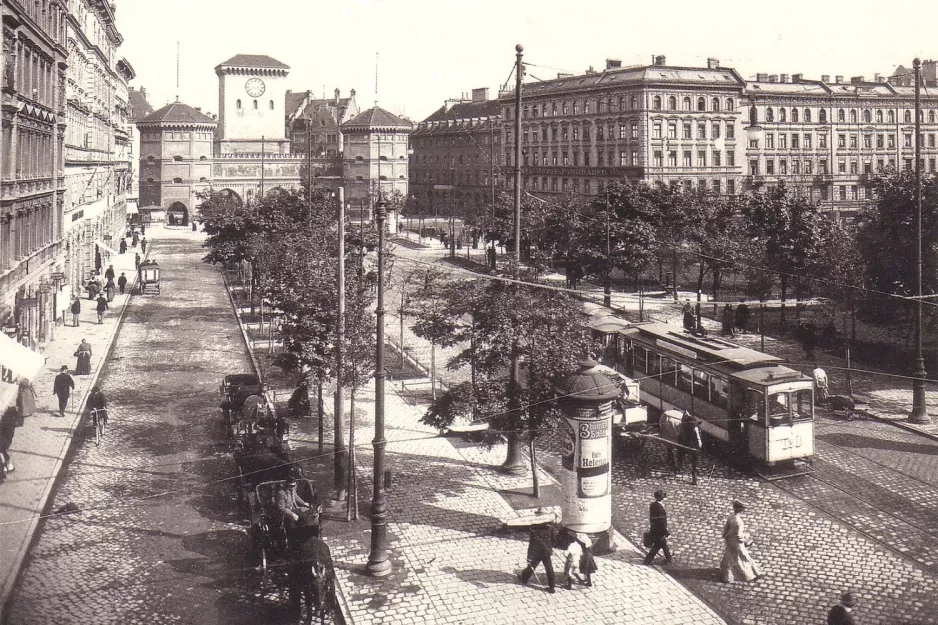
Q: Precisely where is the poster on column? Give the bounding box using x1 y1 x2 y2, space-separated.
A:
559 405 612 532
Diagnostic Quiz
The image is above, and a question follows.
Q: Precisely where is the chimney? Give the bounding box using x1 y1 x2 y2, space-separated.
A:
923 60 937 86
606 58 622 70
877 75 887 84
756 73 769 82
707 57 720 69
768 74 778 83
195 107 202 112
471 87 489 102
821 75 830 83
654 55 666 66
212 114 218 120
334 88 340 106
140 86 147 98
780 73 789 83
792 73 804 83
851 76 864 84
585 66 596 75
835 75 844 84
350 88 356 97
874 73 881 82
286 89 292 95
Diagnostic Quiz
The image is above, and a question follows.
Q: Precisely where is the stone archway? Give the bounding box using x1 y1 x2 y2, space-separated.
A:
218 188 243 208
167 201 189 226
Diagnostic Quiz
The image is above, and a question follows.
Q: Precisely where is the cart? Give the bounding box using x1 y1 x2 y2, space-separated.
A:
139 261 161 294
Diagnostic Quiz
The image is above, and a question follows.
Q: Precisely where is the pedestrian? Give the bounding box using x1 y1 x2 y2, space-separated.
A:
679 411 703 485
17 377 37 421
721 304 735 336
74 338 93 375
518 509 558 593
105 264 115 281
827 591 857 625
682 299 696 332
562 531 584 590
0 404 17 478
70 297 81 327
288 379 311 418
798 321 818 361
487 245 497 271
94 248 102 274
119 238 127 254
132 231 139 247
578 533 597 587
134 252 141 271
140 235 147 254
720 499 764 583
105 277 116 302
643 490 672 565
95 293 108 324
735 301 750 333
117 272 128 295
813 363 830 405
52 365 74 418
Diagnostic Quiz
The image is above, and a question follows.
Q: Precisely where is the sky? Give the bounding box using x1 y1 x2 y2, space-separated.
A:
116 0 936 122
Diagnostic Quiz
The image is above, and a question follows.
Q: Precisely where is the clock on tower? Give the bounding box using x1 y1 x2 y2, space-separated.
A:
245 78 266 97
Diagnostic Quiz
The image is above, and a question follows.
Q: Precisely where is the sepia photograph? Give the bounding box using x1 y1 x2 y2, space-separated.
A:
1 1 937 623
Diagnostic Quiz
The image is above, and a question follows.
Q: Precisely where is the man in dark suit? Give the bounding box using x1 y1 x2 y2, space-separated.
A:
644 490 672 565
52 366 74 418
518 510 558 593
827 591 857 625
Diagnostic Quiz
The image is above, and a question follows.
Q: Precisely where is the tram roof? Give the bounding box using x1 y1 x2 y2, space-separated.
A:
622 322 783 367
731 365 809 386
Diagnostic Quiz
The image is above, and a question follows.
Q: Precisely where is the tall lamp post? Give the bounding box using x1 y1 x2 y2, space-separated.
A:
367 194 392 576
910 58 930 424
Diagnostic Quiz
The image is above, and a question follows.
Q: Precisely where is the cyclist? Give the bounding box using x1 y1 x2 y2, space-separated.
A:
88 386 108 428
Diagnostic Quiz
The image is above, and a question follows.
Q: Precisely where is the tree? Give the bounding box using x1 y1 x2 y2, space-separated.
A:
856 168 938 330
406 267 461 399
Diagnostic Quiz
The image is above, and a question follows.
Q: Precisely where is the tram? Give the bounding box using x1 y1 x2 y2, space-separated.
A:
601 322 814 469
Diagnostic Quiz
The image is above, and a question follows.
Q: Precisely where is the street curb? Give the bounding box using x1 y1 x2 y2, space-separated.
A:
860 407 938 443
219 266 354 625
0 243 146 625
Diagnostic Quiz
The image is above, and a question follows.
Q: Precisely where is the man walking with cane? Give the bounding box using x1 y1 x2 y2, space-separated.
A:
52 366 74 418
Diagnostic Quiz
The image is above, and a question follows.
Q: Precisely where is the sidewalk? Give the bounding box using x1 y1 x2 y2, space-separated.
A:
0 230 152 622
230 255 728 624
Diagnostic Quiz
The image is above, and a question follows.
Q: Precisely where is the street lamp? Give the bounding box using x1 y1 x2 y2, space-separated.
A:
367 196 392 576
910 58 930 424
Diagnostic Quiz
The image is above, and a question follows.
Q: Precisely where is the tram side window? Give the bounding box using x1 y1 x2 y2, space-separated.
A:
634 346 647 375
792 389 813 420
660 356 678 386
744 389 764 422
647 352 660 378
709 376 729 408
678 364 694 394
693 369 709 401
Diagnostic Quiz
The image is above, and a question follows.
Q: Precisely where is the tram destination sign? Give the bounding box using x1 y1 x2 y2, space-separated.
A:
525 166 644 178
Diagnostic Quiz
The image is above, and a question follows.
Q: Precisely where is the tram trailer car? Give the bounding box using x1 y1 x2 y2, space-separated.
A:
609 322 814 467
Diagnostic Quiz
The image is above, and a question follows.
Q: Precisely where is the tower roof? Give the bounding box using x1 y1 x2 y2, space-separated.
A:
216 54 290 70
137 100 216 125
342 106 412 130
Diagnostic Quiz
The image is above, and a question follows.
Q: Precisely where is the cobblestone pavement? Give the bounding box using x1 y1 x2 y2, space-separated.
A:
4 227 301 625
389 238 938 625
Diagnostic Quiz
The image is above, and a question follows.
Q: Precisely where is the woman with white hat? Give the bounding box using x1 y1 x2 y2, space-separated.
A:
720 499 764 583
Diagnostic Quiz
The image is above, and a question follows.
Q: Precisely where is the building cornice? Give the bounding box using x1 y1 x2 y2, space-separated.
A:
214 66 289 78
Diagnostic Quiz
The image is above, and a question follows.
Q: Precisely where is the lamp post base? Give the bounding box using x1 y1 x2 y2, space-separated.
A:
366 557 392 577
910 365 930 424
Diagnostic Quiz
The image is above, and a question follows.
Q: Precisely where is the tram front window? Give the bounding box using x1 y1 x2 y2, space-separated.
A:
792 388 813 420
768 392 792 425
767 389 814 423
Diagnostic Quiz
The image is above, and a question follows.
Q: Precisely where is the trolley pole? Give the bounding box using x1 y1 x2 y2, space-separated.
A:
910 57 930 424
367 196 392 576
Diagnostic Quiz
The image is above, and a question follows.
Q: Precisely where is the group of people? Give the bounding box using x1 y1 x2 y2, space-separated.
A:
682 300 751 335
517 510 597 593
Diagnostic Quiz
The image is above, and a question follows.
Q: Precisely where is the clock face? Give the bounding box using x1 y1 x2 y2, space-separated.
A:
245 78 266 97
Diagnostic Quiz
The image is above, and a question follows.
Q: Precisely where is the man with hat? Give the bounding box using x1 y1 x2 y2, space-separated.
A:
827 591 857 625
643 490 672 565
52 366 74 418
518 508 558 593
275 476 317 548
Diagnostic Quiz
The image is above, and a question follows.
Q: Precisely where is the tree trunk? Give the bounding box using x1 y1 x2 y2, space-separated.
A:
431 342 437 400
672 247 679 301
529 434 540 499
334 386 347 502
317 380 324 454
780 273 788 329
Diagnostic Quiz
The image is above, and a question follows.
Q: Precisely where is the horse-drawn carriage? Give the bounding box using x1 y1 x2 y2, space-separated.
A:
248 479 336 624
220 373 267 429
231 414 295 507
139 260 161 294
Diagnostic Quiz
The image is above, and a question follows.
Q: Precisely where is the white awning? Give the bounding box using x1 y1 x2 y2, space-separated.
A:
97 241 120 256
0 381 16 413
126 204 139 214
0 333 45 381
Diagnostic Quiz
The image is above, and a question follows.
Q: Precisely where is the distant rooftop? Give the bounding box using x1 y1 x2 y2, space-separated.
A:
216 54 289 70
137 100 216 125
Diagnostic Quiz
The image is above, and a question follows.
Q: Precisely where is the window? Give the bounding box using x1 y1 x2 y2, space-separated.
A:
709 375 729 407
749 159 759 175
804 134 812 149
667 122 677 139
850 110 857 124
779 108 787 123
805 160 813 174
726 124 735 140
727 152 735 167
678 364 693 394
619 124 627 139
597 125 604 141
653 122 662 139
617 151 626 166
653 150 663 167
766 159 774 175
849 134 857 149
653 96 662 110
630 123 638 139
780 159 788 175
668 96 677 110
713 151 721 166
874 110 883 124
552 102 558 116
562 152 569 165
838 159 846 173
562 101 568 115
888 110 895 124
931 134 936 148
838 134 846 148
236 99 242 109
697 97 706 111
693 369 709 401
713 179 721 193
682 96 691 111
561 126 568 141
905 158 914 170
779 134 787 149
905 134 913 148
820 158 828 174
792 108 799 123
727 179 736 194
863 110 871 123
766 108 775 123
573 101 579 114
931 158 936 172
804 109 812 123
819 109 827 124
668 151 677 167
863 135 871 149
905 110 913 123
766 133 775 149
792 134 799 149
634 347 647 374
697 150 706 167
839 185 847 200
712 97 721 111
727 98 735 110
888 134 896 148
712 122 721 139
683 123 692 139
850 160 858 174
697 122 706 139
631 96 638 109
253 100 258 109
838 109 845 123
269 100 274 110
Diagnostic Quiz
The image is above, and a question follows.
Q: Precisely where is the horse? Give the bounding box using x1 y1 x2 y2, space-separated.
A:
658 410 702 484
287 533 335 624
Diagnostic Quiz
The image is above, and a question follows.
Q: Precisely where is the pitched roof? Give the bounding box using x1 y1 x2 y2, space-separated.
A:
128 89 154 122
342 106 412 129
422 99 501 123
137 100 216 125
285 91 310 118
217 54 289 70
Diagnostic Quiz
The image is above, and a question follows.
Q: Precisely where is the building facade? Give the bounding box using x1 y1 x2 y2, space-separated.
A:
62 0 132 316
409 87 500 220
137 100 215 225
126 85 153 211
1 0 68 348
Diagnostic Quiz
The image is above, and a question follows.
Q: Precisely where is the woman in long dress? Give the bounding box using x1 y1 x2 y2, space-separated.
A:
75 339 93 375
720 499 763 583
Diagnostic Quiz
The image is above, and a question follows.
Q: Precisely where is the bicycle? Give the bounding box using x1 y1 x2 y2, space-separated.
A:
90 408 108 446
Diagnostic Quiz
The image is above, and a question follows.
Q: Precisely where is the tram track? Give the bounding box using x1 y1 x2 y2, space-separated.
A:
766 419 938 574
